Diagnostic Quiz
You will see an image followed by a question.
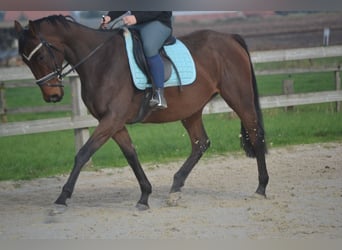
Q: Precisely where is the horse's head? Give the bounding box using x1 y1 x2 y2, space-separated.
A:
14 18 65 103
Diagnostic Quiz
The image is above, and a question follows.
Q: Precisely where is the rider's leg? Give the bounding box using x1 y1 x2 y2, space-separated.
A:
137 21 171 109
147 54 167 108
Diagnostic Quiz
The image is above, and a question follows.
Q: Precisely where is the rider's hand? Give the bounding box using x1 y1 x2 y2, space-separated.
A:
122 15 137 26
100 15 111 29
102 15 111 24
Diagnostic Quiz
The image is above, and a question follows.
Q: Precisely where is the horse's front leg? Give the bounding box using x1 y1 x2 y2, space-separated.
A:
54 118 116 209
112 127 152 210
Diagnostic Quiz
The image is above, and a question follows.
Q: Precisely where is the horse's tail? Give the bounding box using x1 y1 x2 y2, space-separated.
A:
232 34 267 158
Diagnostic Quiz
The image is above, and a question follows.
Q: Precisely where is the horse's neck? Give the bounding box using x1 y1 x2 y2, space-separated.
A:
63 25 111 65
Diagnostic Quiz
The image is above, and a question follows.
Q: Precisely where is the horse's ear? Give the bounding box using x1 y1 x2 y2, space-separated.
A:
28 20 37 36
14 20 23 35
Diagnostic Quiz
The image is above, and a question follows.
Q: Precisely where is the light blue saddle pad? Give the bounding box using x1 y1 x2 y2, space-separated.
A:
123 29 196 90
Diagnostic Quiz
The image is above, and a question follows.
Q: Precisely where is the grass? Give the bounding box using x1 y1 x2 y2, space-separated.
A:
0 58 341 180
4 84 72 122
256 71 337 96
1 105 341 181
0 130 75 180
255 56 342 96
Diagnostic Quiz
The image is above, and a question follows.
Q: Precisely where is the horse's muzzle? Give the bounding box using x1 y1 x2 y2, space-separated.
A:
46 94 63 103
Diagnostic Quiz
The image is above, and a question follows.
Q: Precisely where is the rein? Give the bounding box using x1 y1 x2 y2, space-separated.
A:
55 40 107 83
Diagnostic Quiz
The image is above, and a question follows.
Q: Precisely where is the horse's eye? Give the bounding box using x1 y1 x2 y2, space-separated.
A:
38 55 44 61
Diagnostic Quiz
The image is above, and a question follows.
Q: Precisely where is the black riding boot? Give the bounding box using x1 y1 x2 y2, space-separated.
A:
149 88 167 109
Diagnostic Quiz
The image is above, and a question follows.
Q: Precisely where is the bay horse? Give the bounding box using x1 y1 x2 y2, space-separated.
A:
14 15 268 211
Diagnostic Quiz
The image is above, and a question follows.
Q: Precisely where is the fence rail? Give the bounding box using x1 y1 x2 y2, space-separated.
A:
1 46 342 153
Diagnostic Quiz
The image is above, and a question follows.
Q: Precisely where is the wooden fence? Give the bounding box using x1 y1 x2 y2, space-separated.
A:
1 46 342 153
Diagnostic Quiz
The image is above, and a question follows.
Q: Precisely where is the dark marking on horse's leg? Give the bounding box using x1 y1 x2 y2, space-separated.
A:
168 114 210 206
244 124 269 198
255 147 269 197
54 138 99 206
168 138 210 206
170 138 210 193
113 128 152 210
54 120 114 208
230 105 269 197
54 149 90 205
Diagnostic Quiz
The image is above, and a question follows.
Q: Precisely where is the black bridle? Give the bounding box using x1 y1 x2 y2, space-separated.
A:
22 37 66 88
22 35 107 88
21 13 130 88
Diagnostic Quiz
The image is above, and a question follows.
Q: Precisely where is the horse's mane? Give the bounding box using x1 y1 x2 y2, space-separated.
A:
31 15 117 34
18 15 80 54
18 15 120 53
31 15 75 29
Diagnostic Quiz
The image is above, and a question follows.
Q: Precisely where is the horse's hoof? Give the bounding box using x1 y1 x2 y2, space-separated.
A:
48 204 68 216
167 192 182 207
246 192 267 200
255 186 266 197
136 203 149 211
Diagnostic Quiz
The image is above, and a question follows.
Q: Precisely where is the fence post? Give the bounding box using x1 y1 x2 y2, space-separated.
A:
323 27 330 46
0 82 8 123
70 76 92 166
336 67 341 112
283 77 294 111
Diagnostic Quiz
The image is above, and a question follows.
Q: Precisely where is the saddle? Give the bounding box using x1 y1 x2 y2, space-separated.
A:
121 28 196 123
128 28 179 87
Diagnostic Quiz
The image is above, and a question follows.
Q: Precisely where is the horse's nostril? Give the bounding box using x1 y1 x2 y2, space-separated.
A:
49 94 62 103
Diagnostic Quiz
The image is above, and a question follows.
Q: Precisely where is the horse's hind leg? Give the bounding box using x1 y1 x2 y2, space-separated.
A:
168 111 210 206
112 127 152 210
220 83 269 197
242 121 268 197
